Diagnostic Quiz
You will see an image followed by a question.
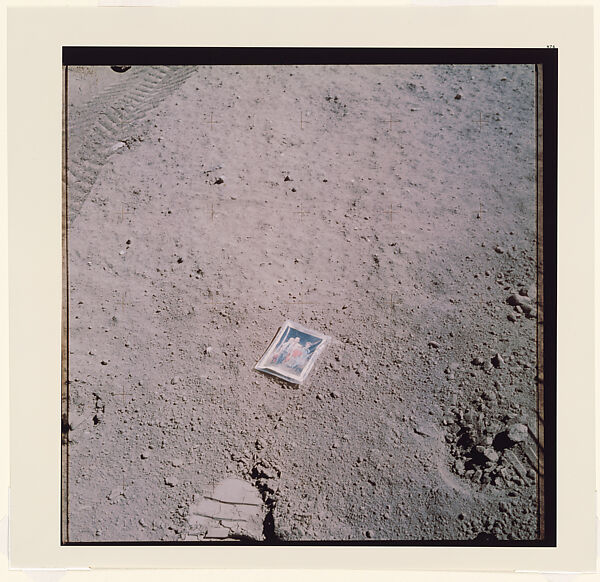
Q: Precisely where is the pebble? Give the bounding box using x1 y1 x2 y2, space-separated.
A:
507 293 530 307
204 346 213 356
107 488 121 501
472 356 484 366
491 353 505 368
100 360 108 366
331 391 341 399
171 377 180 385
316 394 323 400
366 530 374 539
521 303 535 317
164 476 179 487
428 341 440 349
507 423 528 443
454 94 462 100
507 313 517 322
494 246 505 254
483 447 499 463
255 437 266 450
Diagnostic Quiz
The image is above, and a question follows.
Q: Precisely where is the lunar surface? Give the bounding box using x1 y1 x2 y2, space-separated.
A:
64 63 542 542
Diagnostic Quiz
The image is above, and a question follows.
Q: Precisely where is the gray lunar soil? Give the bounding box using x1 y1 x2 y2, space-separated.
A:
65 63 542 542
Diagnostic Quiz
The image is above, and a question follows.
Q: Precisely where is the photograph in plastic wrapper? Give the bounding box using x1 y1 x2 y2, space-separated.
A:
255 320 330 384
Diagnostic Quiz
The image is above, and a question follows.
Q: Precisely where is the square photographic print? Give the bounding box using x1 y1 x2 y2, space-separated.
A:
61 47 556 545
255 321 330 384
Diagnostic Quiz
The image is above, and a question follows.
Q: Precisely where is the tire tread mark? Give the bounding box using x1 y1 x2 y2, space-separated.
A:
67 65 198 225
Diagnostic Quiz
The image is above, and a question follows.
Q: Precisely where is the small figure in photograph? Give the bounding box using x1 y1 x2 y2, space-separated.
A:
285 339 309 372
271 336 298 366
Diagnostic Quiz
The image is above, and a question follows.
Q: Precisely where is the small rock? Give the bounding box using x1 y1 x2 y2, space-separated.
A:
284 175 292 182
445 362 460 373
171 377 180 385
507 293 531 307
107 488 121 501
255 437 266 450
494 246 505 254
164 476 179 487
204 346 213 356
177 257 184 264
428 341 440 349
521 303 535 316
491 353 504 368
454 94 462 100
507 313 517 322
100 360 108 366
316 394 323 400
507 423 528 443
172 458 184 467
472 356 484 366
483 447 499 463
366 530 374 539
331 391 341 399
214 177 224 185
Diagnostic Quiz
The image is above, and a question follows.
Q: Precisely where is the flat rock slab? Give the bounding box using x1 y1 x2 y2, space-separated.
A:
186 478 266 541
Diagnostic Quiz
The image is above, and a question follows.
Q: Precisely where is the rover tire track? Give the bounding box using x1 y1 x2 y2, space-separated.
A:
66 65 197 226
